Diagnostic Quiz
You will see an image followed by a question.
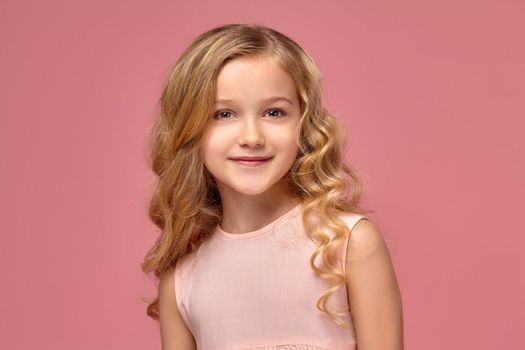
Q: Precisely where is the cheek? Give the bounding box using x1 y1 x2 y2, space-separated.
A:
274 126 299 153
201 129 224 155
200 134 216 167
209 124 235 143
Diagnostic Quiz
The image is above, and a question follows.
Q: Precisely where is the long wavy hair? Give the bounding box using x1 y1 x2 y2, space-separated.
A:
141 23 370 330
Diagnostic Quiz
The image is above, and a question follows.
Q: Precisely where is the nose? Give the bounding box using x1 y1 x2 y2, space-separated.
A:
238 117 265 147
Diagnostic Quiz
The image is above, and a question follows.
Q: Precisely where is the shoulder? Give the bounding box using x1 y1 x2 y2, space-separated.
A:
158 257 189 309
158 264 197 349
158 265 177 303
341 214 388 265
342 216 404 348
158 265 178 326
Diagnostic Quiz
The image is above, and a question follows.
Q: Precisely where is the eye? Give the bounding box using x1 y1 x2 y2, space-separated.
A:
265 108 285 118
213 110 233 120
213 108 286 120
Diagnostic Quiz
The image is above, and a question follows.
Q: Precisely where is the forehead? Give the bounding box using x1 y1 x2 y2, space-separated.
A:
215 55 297 104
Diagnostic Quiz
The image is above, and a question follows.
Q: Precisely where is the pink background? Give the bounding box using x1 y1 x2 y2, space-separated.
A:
1 0 523 349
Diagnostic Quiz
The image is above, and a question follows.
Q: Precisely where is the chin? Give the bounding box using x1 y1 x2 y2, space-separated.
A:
234 187 270 196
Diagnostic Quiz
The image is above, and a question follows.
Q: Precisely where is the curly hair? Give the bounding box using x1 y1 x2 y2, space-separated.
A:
141 23 370 330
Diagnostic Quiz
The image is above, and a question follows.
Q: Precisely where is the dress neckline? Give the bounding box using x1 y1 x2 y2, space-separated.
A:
217 202 303 240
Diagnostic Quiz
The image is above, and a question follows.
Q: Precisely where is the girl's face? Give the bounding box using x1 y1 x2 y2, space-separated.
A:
201 54 301 200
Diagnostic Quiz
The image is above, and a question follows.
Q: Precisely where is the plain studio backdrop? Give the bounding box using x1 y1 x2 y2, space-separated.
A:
0 0 523 349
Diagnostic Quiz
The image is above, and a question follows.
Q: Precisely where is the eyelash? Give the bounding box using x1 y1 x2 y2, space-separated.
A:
213 108 286 120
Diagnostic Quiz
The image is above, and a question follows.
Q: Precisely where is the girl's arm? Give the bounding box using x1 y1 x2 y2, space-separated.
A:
345 219 404 350
158 266 197 350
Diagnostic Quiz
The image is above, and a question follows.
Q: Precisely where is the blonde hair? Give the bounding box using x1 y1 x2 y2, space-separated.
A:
141 23 369 329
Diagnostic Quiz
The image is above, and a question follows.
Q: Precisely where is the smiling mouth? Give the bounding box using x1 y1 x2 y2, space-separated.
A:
230 157 273 167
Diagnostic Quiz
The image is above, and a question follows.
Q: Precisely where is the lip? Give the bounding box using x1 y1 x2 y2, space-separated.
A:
229 156 273 167
229 156 273 161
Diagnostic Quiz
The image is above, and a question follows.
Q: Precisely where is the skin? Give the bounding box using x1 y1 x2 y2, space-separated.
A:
200 53 303 234
345 219 405 349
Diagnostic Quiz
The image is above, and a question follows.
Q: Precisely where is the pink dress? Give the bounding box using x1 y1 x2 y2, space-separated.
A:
174 201 368 350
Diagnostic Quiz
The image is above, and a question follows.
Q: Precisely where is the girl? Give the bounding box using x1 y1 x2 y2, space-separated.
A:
142 23 403 350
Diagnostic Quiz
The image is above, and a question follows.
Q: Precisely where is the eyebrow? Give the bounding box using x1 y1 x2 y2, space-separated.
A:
214 96 293 105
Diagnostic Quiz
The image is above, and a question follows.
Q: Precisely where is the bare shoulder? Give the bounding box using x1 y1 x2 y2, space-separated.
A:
158 264 197 350
344 216 404 349
345 217 389 264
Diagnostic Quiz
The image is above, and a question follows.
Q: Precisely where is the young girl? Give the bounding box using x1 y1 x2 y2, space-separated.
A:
142 23 404 350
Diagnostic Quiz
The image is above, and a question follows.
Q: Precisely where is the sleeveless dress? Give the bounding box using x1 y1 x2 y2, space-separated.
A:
174 202 368 350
